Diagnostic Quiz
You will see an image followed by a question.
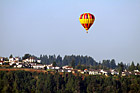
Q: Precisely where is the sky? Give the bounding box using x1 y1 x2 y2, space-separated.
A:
0 0 140 64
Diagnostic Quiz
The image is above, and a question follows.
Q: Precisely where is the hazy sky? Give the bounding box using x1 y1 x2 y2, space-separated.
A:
0 0 140 64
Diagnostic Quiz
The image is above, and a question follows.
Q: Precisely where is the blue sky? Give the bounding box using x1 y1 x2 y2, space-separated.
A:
0 0 140 64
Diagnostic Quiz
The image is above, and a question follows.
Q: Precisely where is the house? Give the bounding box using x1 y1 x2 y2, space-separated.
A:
77 69 82 73
67 69 72 72
28 57 37 62
58 69 72 73
16 62 20 65
9 57 15 62
0 61 3 65
23 57 40 63
15 57 20 62
110 69 119 75
17 63 23 68
46 64 60 70
58 69 65 72
100 69 110 76
9 62 16 66
122 72 126 76
122 71 131 76
32 64 45 69
72 69 79 74
80 71 84 74
47 65 54 69
16 62 24 66
9 57 21 65
0 57 4 61
29 63 37 67
84 69 89 74
54 66 60 70
62 65 73 70
14 63 24 68
89 70 100 75
89 70 94 75
134 70 139 72
47 64 53 69
37 60 41 63
135 72 140 75
22 59 29 62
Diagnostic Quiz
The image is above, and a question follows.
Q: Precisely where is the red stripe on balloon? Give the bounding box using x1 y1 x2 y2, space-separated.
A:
82 24 85 28
80 14 83 19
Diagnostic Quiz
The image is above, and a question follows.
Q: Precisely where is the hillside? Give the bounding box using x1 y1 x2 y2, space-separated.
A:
0 70 140 93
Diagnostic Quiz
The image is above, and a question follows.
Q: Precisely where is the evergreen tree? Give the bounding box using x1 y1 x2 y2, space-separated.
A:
118 62 124 75
9 54 13 58
71 60 75 69
129 61 136 71
22 54 31 60
110 59 116 69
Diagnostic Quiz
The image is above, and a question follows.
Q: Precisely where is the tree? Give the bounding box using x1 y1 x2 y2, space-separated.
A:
9 54 13 58
52 61 57 69
128 61 136 71
4 57 9 61
76 62 82 69
110 59 116 69
22 54 31 60
102 60 110 69
56 55 62 66
136 63 140 71
118 62 124 75
71 60 75 69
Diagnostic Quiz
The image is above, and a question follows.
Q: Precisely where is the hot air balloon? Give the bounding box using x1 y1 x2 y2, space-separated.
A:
79 13 95 33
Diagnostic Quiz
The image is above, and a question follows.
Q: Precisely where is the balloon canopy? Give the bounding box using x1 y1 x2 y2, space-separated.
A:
79 13 95 33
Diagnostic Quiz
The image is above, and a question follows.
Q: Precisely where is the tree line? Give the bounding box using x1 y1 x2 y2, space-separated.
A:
40 55 98 67
40 54 140 71
0 70 140 93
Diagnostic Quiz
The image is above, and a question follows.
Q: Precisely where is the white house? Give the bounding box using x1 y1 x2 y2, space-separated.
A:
67 69 72 72
32 64 45 69
62 66 73 70
16 62 23 65
81 71 84 74
37 60 41 63
9 62 15 66
134 70 139 72
135 72 140 75
54 66 60 69
28 57 37 62
100 69 109 76
47 65 54 69
14 63 23 68
9 58 15 62
0 61 3 65
58 69 72 73
29 63 37 67
17 63 23 68
122 71 131 76
89 70 100 75
110 69 119 75
58 69 65 72
15 57 20 62
23 57 41 63
0 57 4 61
0 57 4 65
84 69 88 73
46 64 60 70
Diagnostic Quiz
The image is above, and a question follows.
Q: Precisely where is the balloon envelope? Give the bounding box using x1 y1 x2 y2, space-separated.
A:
79 13 95 32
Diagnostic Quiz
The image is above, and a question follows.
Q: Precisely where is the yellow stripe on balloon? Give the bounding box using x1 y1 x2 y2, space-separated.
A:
79 19 94 24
